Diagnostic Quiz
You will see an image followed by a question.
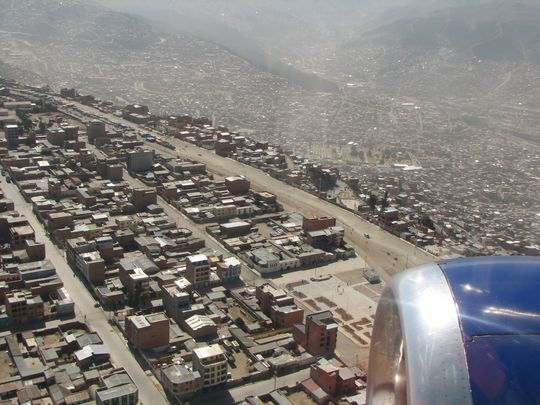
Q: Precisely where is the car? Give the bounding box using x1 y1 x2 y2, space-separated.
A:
93 302 101 308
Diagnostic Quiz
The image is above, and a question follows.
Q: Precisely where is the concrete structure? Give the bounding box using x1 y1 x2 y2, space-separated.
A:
225 176 250 195
256 284 304 327
216 257 241 281
132 188 157 211
192 344 228 388
6 291 44 325
247 247 299 274
126 313 169 350
65 238 105 285
87 120 106 144
162 279 192 323
185 254 210 287
47 128 66 146
212 204 237 220
160 364 202 400
5 124 20 148
256 284 293 313
52 287 75 316
127 148 154 173
307 227 344 250
10 224 35 250
271 305 304 328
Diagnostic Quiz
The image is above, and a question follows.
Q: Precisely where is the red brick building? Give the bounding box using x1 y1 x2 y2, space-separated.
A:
256 284 304 328
225 176 250 195
302 215 336 232
185 254 210 287
293 311 337 357
126 313 169 349
310 359 364 397
132 188 157 211
6 292 44 325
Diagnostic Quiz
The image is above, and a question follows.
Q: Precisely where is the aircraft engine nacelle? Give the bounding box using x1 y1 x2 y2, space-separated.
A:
367 256 540 405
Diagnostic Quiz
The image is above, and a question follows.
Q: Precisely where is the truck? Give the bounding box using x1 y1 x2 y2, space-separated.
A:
162 141 176 150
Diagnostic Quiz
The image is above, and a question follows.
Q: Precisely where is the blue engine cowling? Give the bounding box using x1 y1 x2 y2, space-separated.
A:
367 256 540 405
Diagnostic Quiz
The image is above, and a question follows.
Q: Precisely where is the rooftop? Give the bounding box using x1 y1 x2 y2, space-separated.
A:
193 344 225 360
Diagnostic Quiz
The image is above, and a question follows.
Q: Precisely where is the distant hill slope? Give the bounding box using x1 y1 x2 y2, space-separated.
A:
362 1 540 63
0 0 154 50
0 0 338 93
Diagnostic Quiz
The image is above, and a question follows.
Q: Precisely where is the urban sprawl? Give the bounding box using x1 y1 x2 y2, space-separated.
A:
0 79 537 405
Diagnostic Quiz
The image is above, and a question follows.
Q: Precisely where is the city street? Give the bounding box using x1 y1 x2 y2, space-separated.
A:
0 176 167 405
56 98 435 283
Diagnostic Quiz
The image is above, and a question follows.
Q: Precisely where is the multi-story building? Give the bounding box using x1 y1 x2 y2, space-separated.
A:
127 149 154 173
185 254 210 287
302 215 336 232
216 257 241 281
86 120 106 144
160 364 202 400
212 205 237 220
65 238 105 285
5 124 20 148
192 344 228 388
219 221 252 238
224 176 250 195
293 311 338 357
256 284 293 313
306 227 344 250
6 291 44 325
256 283 304 328
9 223 35 250
310 358 363 397
125 313 169 349
132 188 157 211
162 279 192 323
271 304 304 328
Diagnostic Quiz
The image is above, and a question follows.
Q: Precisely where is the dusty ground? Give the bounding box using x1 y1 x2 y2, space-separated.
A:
0 351 14 379
288 391 317 405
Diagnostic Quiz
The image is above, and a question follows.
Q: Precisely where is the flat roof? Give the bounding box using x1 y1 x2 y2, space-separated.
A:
193 344 224 359
97 383 137 401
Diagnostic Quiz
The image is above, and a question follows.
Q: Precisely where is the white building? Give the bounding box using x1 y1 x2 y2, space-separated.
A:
192 344 228 388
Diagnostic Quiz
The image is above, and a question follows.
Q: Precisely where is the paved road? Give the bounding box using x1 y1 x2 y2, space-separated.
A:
85 139 368 367
168 144 435 281
0 177 167 405
85 143 261 288
53 100 438 370
58 100 435 282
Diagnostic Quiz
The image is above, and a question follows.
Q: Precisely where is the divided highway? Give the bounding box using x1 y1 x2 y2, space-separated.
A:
59 98 435 282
